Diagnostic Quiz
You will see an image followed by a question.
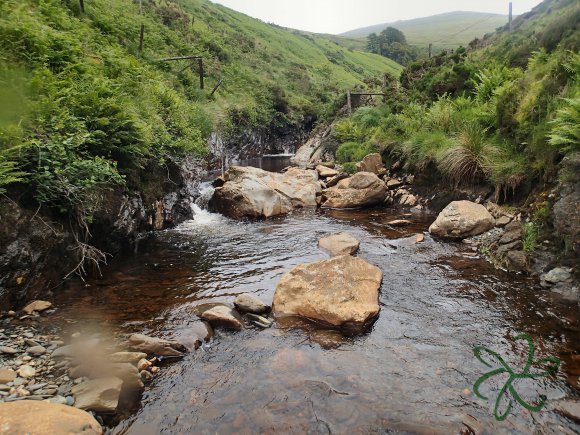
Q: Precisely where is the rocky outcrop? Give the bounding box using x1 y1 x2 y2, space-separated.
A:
273 255 382 329
321 172 387 209
0 401 102 434
356 153 383 174
318 233 360 256
429 201 495 239
553 153 580 253
0 156 202 311
209 166 321 218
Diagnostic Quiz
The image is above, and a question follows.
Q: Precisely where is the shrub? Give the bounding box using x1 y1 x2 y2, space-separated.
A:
403 131 453 172
548 96 580 153
522 221 539 252
426 95 455 133
437 121 498 185
342 162 357 174
335 142 375 163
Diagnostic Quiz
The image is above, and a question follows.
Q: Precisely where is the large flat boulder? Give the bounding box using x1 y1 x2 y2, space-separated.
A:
0 401 102 434
321 172 386 209
273 255 382 329
208 166 320 219
429 200 495 239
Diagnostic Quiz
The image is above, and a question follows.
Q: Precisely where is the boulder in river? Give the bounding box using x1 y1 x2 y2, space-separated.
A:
200 306 244 329
318 232 360 257
208 166 320 219
234 293 270 314
356 153 383 174
321 172 387 209
429 200 495 239
0 401 102 435
128 334 187 358
273 255 382 329
71 377 123 413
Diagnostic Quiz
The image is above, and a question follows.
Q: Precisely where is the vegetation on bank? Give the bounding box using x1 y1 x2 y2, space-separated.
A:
0 0 400 218
332 0 579 203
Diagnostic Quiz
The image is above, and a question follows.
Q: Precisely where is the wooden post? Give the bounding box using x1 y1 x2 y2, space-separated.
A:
139 0 142 15
509 2 513 32
428 43 432 58
198 58 204 90
139 24 145 51
79 0 85 13
347 90 352 116
210 78 224 97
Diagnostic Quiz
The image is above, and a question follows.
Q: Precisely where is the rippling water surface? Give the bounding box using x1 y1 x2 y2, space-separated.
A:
52 202 579 434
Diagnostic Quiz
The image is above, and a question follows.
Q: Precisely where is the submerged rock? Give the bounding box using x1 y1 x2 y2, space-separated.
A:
322 172 387 209
200 306 244 330
128 334 187 358
208 166 320 219
273 255 382 329
234 293 270 314
71 377 123 413
0 401 102 434
318 232 360 257
429 201 495 239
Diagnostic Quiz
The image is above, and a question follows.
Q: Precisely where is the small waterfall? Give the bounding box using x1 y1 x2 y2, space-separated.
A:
194 182 215 210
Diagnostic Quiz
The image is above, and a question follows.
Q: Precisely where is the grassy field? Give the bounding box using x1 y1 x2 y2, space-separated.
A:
340 11 510 51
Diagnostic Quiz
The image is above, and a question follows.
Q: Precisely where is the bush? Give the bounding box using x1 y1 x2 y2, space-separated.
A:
548 96 580 153
437 121 497 185
403 131 453 172
335 142 375 163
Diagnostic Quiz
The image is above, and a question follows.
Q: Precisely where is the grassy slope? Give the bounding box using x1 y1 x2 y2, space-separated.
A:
340 11 510 49
332 0 579 202
0 0 401 201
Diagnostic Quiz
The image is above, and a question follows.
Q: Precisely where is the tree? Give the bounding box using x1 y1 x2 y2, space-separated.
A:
366 27 417 65
380 27 406 45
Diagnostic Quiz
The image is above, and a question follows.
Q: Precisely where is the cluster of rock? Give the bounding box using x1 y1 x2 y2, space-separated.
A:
273 233 382 330
0 299 217 433
209 154 426 219
198 293 273 330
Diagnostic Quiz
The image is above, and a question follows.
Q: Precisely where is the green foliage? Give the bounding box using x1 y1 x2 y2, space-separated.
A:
522 221 540 252
341 162 358 174
548 96 580 153
0 0 401 213
336 142 375 164
403 131 453 172
367 28 418 66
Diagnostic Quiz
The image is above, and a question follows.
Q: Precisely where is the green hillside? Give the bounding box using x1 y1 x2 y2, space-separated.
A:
331 0 579 214
0 0 401 215
341 11 511 49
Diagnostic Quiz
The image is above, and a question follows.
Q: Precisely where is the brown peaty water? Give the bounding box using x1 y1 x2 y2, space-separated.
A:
50 196 579 434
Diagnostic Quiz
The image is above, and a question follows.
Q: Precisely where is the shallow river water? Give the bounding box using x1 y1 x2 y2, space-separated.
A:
50 199 578 434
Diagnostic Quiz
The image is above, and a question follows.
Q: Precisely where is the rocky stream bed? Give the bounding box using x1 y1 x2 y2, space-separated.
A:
0 159 578 434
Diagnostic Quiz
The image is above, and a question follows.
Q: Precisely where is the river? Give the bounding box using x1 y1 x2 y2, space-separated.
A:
47 183 579 434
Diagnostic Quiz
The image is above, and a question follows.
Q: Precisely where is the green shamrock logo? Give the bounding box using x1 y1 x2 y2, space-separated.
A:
473 333 560 421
